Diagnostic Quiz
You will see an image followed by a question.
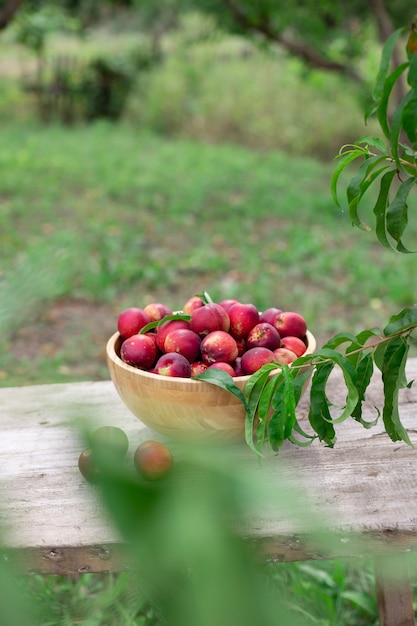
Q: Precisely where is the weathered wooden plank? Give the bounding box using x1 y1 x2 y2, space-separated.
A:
1 544 129 576
0 359 416 573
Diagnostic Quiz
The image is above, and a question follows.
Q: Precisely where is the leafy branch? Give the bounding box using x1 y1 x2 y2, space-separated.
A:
197 24 417 455
331 24 417 253
196 305 417 456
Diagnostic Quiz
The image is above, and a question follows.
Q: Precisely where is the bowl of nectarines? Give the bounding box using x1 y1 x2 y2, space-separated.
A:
106 295 316 441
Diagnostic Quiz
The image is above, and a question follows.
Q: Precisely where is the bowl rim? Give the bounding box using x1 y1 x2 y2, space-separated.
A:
106 329 316 385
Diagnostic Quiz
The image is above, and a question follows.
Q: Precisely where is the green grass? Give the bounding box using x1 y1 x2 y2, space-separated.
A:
12 554 417 625
19 572 160 626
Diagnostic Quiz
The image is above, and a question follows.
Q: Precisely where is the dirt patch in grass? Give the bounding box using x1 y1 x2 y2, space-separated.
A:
11 298 119 382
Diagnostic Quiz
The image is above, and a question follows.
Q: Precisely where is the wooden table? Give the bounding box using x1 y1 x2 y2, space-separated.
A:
2 359 417 625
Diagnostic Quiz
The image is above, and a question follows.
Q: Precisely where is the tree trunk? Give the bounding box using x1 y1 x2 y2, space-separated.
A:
0 0 24 31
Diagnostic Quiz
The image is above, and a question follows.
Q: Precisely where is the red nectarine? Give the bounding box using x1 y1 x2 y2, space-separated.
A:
190 303 230 336
117 307 150 340
241 347 277 374
201 330 238 365
154 352 191 377
246 322 281 351
134 440 173 480
120 334 157 369
228 303 259 339
163 328 201 363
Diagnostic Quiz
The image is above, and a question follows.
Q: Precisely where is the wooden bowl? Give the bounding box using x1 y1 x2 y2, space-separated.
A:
106 330 316 441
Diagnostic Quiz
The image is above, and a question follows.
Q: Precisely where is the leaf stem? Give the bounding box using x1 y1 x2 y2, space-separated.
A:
291 325 416 371
346 146 417 173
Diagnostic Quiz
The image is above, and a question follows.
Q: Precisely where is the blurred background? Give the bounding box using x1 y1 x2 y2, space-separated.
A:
1 2 417 624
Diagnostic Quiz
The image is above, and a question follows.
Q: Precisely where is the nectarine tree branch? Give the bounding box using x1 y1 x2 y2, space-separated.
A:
291 325 416 372
221 0 363 83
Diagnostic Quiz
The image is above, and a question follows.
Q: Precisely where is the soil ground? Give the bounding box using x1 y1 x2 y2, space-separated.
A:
10 299 118 383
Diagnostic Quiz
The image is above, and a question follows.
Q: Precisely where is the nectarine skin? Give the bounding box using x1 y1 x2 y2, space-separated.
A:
117 307 150 340
120 334 157 369
233 357 244 376
190 303 230 336
90 426 129 458
259 307 282 325
218 298 240 313
163 328 201 363
274 311 307 339
246 322 281 351
78 448 100 483
241 347 277 375
201 330 238 365
144 302 173 322
280 336 307 357
228 303 260 339
208 362 236 376
235 337 247 356
156 319 190 352
134 440 173 481
182 295 205 315
190 360 208 376
154 352 191 377
273 347 298 365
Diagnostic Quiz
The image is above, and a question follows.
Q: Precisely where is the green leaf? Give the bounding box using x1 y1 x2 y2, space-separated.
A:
355 135 387 153
289 372 317 446
322 332 364 369
407 48 417 86
244 362 277 417
281 366 297 439
374 340 388 372
308 349 359 424
346 155 389 231
373 169 397 250
322 332 363 350
331 148 367 209
254 372 283 453
139 313 191 334
291 367 312 404
341 590 376 616
383 305 417 336
193 369 248 411
257 375 283 452
373 28 407 100
351 353 380 428
243 363 277 455
380 336 412 444
195 290 213 304
390 89 413 169
377 63 409 139
355 328 383 345
402 88 417 144
308 361 337 446
267 366 297 452
386 177 416 251
364 101 378 124
288 433 316 447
